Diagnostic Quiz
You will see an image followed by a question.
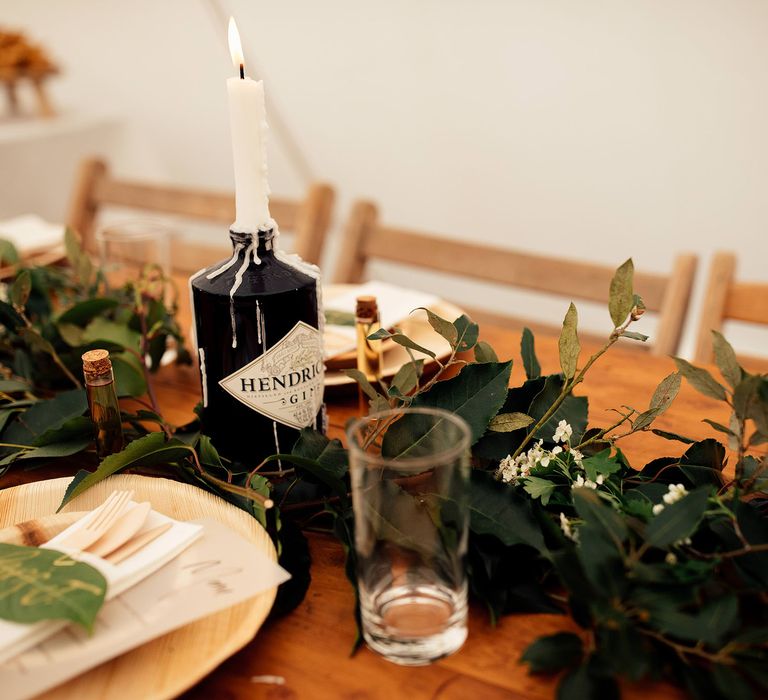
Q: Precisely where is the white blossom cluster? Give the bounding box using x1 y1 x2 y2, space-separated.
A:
652 483 688 515
497 420 584 484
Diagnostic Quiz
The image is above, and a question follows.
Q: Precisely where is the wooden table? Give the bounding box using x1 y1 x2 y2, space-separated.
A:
3 326 758 700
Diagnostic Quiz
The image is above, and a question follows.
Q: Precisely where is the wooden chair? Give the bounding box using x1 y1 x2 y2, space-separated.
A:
67 157 334 270
334 201 697 356
694 252 768 363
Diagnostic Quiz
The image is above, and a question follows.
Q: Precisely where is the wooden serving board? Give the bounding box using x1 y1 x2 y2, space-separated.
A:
0 474 277 700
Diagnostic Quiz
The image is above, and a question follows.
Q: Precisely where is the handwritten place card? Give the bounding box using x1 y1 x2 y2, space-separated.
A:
1 519 289 700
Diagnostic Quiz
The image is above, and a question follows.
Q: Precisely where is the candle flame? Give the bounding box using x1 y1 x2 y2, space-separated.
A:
228 17 244 71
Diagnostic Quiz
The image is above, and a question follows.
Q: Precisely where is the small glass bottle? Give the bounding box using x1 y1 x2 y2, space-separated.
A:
355 295 384 413
82 349 124 458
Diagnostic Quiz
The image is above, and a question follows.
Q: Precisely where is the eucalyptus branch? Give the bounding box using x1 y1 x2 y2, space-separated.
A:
186 448 274 509
512 317 635 459
639 628 734 665
574 409 636 450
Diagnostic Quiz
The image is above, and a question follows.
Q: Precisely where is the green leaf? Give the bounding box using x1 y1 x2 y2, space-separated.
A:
10 270 31 310
0 543 107 631
521 632 583 673
341 369 381 401
111 352 147 397
645 486 710 548
59 433 193 508
582 448 622 482
291 429 348 480
558 663 620 700
367 328 436 359
523 476 555 505
407 361 512 446
711 331 742 388
647 594 739 646
0 238 19 265
2 389 87 445
651 428 695 444
57 298 120 327
674 357 727 401
0 439 91 467
521 327 541 380
634 372 681 431
488 412 533 432
57 322 84 347
82 318 141 353
418 308 457 346
622 330 649 342
468 471 546 551
701 418 735 437
573 488 627 544
528 374 588 443
0 378 30 394
18 327 57 357
33 416 93 446
609 258 634 327
389 359 424 397
559 303 579 379
453 314 479 352
473 340 498 363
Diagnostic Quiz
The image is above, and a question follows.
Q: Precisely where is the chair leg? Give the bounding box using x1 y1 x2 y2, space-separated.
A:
333 200 378 283
66 158 108 252
693 252 736 363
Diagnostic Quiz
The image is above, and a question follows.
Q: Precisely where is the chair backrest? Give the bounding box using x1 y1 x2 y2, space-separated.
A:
334 200 697 356
67 158 334 270
694 252 768 363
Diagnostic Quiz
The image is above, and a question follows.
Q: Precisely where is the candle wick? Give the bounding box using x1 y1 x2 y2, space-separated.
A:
239 63 245 80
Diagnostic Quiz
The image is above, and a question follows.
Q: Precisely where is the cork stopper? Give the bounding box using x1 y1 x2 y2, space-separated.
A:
355 295 379 321
81 349 113 380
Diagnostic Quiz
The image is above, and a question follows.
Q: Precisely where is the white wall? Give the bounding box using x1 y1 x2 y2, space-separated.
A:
2 0 767 357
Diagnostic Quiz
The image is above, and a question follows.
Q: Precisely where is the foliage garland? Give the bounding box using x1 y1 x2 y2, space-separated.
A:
0 235 766 699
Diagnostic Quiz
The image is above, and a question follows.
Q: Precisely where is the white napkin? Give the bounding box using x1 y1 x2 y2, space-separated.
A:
324 280 439 358
0 215 65 254
0 502 203 664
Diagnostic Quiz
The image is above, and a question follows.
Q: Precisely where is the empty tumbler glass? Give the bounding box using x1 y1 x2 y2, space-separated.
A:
347 407 471 665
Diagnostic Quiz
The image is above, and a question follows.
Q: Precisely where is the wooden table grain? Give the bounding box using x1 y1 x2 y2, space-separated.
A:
4 324 762 700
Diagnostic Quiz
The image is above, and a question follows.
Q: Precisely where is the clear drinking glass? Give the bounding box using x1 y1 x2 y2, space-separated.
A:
347 407 471 665
95 220 172 292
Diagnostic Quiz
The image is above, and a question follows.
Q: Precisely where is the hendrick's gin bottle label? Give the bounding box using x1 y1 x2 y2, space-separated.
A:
190 229 325 465
218 320 323 429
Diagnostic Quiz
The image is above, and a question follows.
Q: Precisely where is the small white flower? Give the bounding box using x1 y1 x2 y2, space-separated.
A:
552 446 563 455
569 448 584 465
652 503 665 515
665 552 678 565
663 483 688 505
553 420 573 444
676 536 692 546
595 474 605 485
573 474 597 490
540 454 551 467
559 512 579 542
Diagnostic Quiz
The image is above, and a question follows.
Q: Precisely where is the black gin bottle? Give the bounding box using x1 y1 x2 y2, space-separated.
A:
190 228 325 465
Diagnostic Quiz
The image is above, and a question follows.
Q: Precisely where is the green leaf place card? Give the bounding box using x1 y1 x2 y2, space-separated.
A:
0 543 107 631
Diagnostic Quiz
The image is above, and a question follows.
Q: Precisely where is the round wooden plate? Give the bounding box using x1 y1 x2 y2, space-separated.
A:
0 474 277 700
323 285 463 389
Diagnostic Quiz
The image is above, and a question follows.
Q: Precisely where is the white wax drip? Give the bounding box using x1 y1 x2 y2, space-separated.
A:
272 421 282 473
198 348 208 407
229 241 255 349
187 266 208 352
206 243 244 280
256 300 263 345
